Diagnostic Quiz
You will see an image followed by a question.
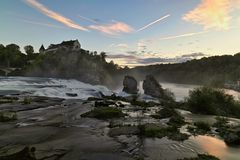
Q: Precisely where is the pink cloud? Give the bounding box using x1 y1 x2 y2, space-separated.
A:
25 0 88 31
89 22 133 35
183 0 234 30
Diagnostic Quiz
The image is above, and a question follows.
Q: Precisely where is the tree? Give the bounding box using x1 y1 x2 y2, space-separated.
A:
24 45 34 55
100 52 107 62
6 44 20 52
0 44 5 67
5 44 21 67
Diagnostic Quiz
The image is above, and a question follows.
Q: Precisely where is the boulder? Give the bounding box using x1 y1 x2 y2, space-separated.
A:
143 75 164 98
224 132 240 145
122 76 138 94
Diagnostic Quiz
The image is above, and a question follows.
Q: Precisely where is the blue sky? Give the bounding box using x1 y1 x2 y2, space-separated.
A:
1 0 240 66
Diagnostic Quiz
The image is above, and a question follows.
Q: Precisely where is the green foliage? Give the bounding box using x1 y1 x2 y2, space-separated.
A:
186 87 240 118
82 107 125 119
152 107 177 119
168 113 186 127
194 122 211 132
213 117 229 137
26 49 119 85
0 111 17 122
188 122 211 135
24 45 34 55
138 124 189 141
131 54 240 86
22 97 32 105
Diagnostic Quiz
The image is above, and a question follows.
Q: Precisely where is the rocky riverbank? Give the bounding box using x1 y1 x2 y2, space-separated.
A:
0 75 240 160
0 93 233 160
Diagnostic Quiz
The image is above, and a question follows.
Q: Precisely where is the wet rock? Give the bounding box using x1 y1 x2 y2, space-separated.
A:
0 146 36 160
224 132 240 145
66 93 78 97
122 76 138 94
109 126 139 137
95 100 116 107
143 75 164 98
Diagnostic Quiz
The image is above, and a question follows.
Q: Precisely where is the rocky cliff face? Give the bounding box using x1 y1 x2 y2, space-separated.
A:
122 76 138 94
143 75 164 98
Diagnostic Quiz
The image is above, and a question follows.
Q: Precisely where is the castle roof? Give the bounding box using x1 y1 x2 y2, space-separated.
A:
39 44 45 51
47 40 79 50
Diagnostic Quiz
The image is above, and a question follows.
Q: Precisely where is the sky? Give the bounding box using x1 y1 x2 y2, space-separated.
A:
1 0 240 67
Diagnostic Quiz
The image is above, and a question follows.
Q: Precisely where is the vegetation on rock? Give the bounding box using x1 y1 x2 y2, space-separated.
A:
82 107 125 119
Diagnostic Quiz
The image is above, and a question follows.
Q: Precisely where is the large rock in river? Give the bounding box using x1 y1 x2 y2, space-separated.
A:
143 75 164 98
122 76 138 94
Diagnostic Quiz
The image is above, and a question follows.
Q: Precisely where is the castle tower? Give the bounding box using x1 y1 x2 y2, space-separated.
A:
39 44 45 54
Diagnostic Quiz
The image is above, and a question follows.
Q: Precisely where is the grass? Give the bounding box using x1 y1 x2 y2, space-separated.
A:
0 111 17 122
187 122 211 135
168 113 186 128
82 107 125 119
0 96 18 104
151 107 176 119
138 124 189 141
22 97 32 105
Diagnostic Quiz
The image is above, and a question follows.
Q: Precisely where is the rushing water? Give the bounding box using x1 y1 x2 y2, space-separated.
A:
0 76 112 99
1 76 239 101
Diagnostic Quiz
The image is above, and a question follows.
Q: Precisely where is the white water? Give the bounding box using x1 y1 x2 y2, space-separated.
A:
1 77 240 101
0 76 112 100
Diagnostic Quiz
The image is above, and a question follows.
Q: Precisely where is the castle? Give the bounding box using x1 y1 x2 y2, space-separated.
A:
39 40 81 54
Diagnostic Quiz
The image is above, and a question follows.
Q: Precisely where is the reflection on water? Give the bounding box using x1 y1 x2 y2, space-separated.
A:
139 81 200 101
144 135 240 160
141 82 240 102
193 136 226 159
191 135 240 160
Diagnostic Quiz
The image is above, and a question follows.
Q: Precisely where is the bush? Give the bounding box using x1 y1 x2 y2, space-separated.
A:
82 107 125 119
168 113 185 127
194 122 211 132
0 111 17 122
138 124 189 141
188 122 211 135
186 87 240 118
22 97 32 104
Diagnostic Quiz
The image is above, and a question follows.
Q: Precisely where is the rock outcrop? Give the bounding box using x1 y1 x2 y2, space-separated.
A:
122 76 138 94
143 75 164 98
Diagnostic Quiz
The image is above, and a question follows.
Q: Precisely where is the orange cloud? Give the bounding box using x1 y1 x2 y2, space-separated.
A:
183 0 234 30
89 22 133 35
25 0 88 31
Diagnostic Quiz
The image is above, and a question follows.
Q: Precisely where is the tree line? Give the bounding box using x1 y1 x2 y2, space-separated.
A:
130 53 240 86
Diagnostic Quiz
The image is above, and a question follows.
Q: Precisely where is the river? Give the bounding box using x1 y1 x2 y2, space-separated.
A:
0 76 240 160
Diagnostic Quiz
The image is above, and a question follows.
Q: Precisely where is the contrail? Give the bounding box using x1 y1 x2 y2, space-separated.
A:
137 14 170 32
78 15 98 24
159 30 208 40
